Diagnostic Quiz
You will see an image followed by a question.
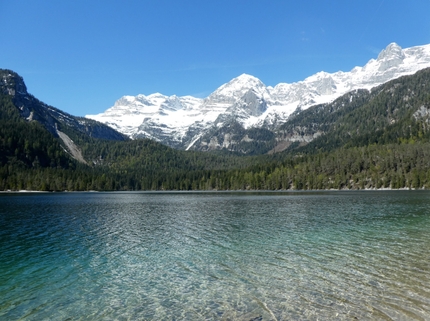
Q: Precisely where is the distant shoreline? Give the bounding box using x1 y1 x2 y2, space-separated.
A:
0 187 423 194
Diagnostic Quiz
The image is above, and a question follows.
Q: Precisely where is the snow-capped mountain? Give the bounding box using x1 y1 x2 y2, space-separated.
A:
86 43 430 150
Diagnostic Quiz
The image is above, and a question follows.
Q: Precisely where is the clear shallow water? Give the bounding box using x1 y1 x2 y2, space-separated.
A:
1 191 429 320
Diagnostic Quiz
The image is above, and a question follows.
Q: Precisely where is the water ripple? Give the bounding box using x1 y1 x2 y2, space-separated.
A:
0 191 429 320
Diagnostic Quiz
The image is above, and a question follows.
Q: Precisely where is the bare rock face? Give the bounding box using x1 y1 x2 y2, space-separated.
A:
413 105 430 123
1 70 27 96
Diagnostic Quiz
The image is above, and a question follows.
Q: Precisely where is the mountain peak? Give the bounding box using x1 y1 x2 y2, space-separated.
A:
208 73 266 102
235 73 259 81
227 73 264 88
0 69 27 96
377 43 405 61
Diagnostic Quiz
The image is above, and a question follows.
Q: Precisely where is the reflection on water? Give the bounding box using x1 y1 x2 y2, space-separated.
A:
1 191 429 320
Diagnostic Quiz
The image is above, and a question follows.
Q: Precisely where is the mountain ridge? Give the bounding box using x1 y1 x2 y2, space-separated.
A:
86 43 430 153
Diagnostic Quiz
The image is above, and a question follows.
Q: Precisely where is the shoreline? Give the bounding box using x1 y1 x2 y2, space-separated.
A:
0 187 424 194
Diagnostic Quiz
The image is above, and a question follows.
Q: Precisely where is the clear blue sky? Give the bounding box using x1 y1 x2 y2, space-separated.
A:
2 0 430 116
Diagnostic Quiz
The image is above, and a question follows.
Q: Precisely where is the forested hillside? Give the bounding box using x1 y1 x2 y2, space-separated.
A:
277 68 430 153
1 68 430 191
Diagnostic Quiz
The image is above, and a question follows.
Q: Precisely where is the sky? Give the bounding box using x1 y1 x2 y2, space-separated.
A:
2 0 430 116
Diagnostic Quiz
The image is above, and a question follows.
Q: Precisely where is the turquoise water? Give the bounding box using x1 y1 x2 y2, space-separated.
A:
0 191 429 320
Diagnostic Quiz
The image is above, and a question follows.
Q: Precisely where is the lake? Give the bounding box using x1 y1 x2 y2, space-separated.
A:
1 191 429 320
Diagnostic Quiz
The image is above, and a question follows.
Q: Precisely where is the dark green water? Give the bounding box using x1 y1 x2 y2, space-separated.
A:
0 191 429 320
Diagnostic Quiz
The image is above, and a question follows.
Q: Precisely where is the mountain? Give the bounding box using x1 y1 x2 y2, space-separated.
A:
87 43 430 153
277 67 430 153
0 69 238 190
2 67 430 191
0 70 264 191
0 69 128 163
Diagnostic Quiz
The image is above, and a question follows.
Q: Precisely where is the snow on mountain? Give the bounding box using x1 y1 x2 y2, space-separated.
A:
86 43 430 149
88 93 203 141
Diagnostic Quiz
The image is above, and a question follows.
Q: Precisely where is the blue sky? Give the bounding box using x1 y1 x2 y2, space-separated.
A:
2 0 430 116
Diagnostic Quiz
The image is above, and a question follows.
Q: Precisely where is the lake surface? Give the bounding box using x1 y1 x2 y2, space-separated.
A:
1 191 429 320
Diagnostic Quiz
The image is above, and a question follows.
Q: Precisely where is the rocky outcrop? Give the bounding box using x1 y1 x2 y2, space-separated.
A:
0 69 128 142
